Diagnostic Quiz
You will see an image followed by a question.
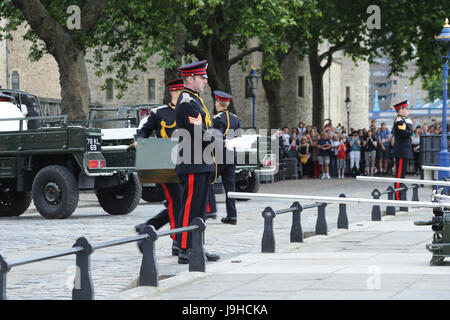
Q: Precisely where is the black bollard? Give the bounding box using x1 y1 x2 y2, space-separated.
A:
411 184 420 202
261 207 276 253
139 225 159 287
441 177 449 195
399 183 409 212
0 254 10 300
290 202 303 243
190 218 206 272
337 194 348 229
386 186 396 216
72 237 94 300
315 203 328 235
371 188 382 221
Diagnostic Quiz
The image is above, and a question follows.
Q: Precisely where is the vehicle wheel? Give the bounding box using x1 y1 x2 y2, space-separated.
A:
0 190 32 217
96 173 142 215
141 185 165 203
32 165 79 219
235 170 260 201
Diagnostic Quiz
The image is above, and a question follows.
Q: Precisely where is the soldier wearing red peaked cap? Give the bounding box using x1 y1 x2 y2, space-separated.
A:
133 78 184 256
174 60 220 264
391 100 413 200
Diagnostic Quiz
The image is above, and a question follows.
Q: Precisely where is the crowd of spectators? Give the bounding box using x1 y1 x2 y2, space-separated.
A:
278 119 439 179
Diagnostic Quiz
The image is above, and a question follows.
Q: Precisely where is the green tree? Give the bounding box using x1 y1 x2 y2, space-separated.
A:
88 0 189 105
367 0 449 102
305 0 378 130
423 75 449 103
0 0 111 119
180 0 300 114
259 0 318 129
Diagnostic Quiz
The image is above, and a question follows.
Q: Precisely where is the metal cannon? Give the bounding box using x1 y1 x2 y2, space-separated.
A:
356 174 450 266
414 189 450 266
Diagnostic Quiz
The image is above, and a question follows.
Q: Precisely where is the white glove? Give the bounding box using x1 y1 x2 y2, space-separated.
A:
405 118 413 125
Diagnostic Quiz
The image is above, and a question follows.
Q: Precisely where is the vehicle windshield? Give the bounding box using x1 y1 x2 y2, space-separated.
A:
0 90 43 129
87 104 159 129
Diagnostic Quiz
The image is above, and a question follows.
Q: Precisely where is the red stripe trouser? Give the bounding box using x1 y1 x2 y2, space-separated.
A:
394 157 408 200
177 172 212 250
144 183 182 241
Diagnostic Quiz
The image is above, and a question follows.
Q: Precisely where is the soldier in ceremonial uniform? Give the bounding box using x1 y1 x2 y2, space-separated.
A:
212 90 240 225
175 60 220 264
391 100 413 200
205 186 217 219
133 78 184 255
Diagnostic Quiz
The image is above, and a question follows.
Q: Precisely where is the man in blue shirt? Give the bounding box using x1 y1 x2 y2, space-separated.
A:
377 122 391 176
317 131 332 179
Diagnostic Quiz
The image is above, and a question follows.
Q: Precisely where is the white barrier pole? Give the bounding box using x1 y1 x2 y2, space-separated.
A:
422 165 450 172
356 175 450 186
227 192 441 208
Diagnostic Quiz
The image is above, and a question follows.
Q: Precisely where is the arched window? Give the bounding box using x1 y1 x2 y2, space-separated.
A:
12 71 19 90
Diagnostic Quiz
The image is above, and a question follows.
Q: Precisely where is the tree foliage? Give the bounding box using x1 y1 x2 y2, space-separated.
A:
2 0 450 124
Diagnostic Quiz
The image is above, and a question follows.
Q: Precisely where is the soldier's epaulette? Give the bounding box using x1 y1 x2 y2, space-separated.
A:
394 115 405 123
179 92 195 105
150 105 167 114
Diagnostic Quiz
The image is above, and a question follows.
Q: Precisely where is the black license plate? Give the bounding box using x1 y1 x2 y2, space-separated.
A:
86 137 102 151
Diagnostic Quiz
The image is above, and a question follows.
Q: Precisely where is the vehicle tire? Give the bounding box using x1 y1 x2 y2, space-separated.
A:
96 173 142 215
235 170 260 201
32 165 79 219
141 185 165 203
0 190 32 217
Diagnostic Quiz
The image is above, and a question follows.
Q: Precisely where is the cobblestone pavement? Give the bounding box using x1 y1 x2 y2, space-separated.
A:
0 175 434 300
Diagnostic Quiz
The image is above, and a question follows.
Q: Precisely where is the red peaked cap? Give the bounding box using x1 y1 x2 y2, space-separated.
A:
213 90 232 102
178 60 208 78
394 100 408 111
166 78 184 91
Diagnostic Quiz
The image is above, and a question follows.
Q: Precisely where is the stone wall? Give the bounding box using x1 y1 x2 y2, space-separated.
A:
0 19 6 88
6 24 60 99
341 56 370 131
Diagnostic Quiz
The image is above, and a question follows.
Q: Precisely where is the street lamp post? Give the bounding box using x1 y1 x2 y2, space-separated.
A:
248 67 259 128
345 97 351 134
435 18 450 180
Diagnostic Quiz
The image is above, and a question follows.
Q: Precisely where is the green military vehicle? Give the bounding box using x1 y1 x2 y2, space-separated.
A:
0 90 141 219
86 104 167 202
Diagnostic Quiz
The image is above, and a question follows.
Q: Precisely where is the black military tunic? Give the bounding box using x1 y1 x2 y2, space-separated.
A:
175 88 217 250
136 102 181 243
392 114 413 200
213 110 241 219
137 103 177 139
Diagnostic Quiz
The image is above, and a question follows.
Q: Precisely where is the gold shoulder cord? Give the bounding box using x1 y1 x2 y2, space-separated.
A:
159 103 176 138
181 89 218 184
224 111 230 136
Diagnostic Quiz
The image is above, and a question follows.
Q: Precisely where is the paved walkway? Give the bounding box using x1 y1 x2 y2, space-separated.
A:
2 174 442 300
106 208 450 300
